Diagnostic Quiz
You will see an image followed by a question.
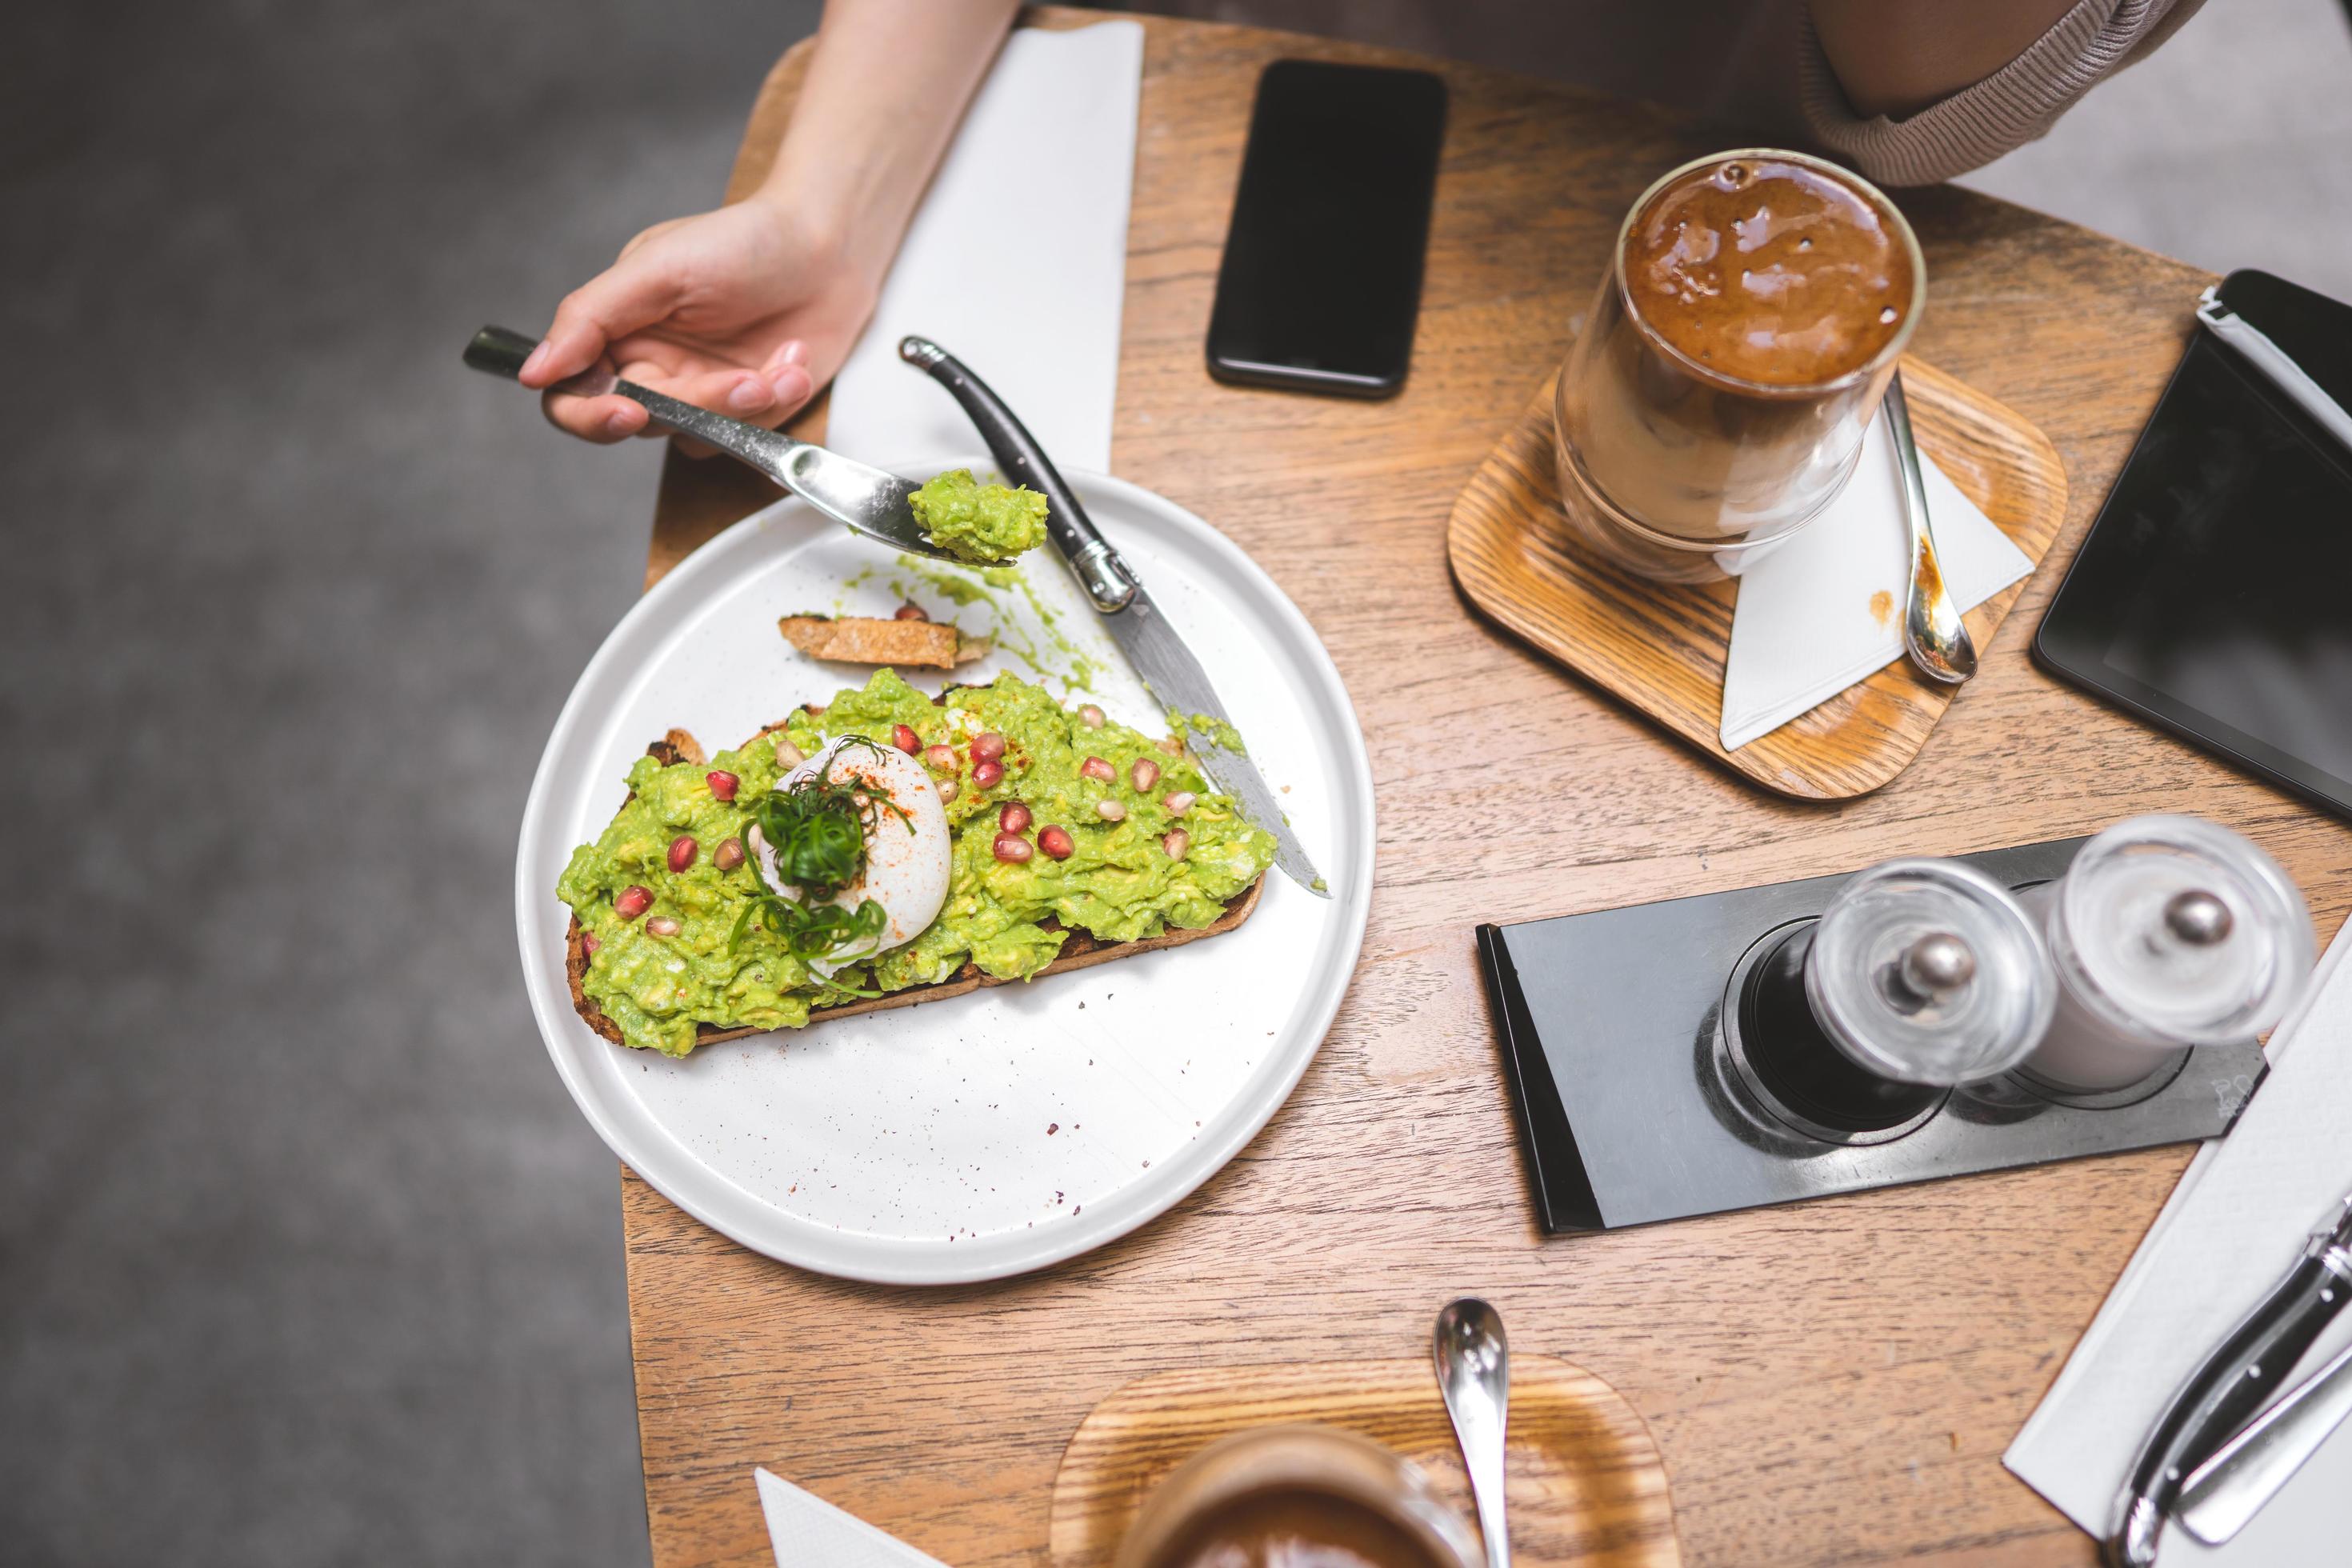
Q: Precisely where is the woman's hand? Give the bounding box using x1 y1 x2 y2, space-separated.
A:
518 0 1018 446
516 192 878 445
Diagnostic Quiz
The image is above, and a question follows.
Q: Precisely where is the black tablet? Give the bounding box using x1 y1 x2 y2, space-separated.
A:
2033 270 2352 819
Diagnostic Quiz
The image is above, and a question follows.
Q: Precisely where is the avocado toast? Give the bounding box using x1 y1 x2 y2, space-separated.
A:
557 670 1276 1055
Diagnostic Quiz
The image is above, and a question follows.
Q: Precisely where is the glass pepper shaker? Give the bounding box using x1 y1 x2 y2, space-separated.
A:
1739 858 2058 1138
2018 816 2314 1093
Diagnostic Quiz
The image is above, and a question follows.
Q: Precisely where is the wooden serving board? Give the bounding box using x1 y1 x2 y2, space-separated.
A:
1048 1356 1680 1567
1446 358 2067 800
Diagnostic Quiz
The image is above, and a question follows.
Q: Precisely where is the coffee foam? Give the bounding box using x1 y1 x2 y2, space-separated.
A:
1624 157 1914 389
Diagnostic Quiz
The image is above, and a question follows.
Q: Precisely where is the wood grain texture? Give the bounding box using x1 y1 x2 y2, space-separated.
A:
1448 360 2066 799
1049 1356 1679 1566
615 11 2352 1568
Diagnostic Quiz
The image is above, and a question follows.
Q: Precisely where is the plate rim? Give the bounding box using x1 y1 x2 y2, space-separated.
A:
512 461 1374 1285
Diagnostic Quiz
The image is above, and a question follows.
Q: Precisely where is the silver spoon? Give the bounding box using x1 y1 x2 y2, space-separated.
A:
1882 371 1978 686
460 325 965 564
1433 1298 1511 1568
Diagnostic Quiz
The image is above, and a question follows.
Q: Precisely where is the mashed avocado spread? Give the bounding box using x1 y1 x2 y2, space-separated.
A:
908 469 1049 565
556 671 1278 1056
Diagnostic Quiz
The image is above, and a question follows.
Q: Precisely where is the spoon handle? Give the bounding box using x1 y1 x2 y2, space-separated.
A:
1455 1398 1511 1568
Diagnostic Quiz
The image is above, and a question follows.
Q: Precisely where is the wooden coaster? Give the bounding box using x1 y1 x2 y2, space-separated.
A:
1047 1354 1679 1566
1446 359 2068 800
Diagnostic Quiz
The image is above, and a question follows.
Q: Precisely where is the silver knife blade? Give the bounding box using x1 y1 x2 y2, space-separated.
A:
2176 1339 2352 1546
1099 587 1328 898
460 326 963 564
766 443 937 557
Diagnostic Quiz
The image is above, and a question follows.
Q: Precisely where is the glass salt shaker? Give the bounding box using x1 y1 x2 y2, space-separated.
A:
2018 815 2314 1093
1738 858 2058 1138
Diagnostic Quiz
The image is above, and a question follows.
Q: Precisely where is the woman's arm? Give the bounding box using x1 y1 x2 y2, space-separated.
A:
1811 0 2082 119
522 0 1022 443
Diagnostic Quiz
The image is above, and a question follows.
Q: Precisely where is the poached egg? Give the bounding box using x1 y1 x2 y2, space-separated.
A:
750 735 951 978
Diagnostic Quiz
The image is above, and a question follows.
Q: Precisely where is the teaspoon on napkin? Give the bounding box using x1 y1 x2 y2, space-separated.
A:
1883 371 1978 686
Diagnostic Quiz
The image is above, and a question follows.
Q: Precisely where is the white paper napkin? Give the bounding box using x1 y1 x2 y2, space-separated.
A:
756 1468 953 1568
2002 921 2352 1563
824 19 1144 471
1719 417 2035 750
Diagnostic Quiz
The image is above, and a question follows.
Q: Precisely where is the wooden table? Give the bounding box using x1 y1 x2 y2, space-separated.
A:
620 12 2352 1566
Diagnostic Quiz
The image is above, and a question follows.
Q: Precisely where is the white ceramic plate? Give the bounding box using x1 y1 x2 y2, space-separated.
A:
514 461 1374 1284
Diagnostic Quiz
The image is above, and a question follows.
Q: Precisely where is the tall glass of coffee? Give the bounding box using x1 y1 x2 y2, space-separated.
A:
1554 149 1925 581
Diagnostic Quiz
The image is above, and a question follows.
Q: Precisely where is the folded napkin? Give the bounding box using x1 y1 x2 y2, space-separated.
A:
2003 920 2352 1563
757 1469 952 1568
1719 417 2034 750
824 19 1144 471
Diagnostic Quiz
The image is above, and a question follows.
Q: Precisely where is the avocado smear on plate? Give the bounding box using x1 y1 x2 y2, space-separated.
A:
557 670 1277 1056
908 468 1050 565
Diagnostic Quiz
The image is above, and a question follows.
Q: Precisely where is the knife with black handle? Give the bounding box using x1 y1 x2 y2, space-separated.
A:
2107 1191 2352 1566
896 335 1327 898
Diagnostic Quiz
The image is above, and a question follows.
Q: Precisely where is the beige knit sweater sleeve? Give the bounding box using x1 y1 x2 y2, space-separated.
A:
1798 0 2206 186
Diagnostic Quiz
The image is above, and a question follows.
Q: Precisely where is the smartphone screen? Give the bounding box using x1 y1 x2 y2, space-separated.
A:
1206 60 1447 398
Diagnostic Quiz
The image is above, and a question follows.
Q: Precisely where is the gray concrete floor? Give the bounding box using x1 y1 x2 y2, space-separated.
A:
2 3 2342 1566
2 3 814 1564
1962 0 2352 302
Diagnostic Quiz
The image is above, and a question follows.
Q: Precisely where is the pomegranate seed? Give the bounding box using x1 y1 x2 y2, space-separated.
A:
1162 829 1190 861
1162 790 1195 817
774 738 805 769
614 886 652 921
1039 826 1074 860
922 744 958 772
971 730 1006 763
713 836 745 871
1130 758 1160 792
894 602 928 622
1081 755 1114 783
646 916 681 938
938 779 959 802
581 931 601 956
1158 734 1184 756
993 832 1034 863
1078 704 1106 729
705 770 738 802
667 834 698 872
999 802 1033 834
1096 798 1127 822
971 759 1005 788
892 724 921 754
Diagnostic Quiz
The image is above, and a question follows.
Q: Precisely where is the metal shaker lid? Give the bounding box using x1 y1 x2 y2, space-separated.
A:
1807 858 2058 1086
2050 815 2314 1045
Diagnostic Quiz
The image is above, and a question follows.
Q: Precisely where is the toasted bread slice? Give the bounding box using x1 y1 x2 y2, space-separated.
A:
563 715 1265 1050
778 614 989 670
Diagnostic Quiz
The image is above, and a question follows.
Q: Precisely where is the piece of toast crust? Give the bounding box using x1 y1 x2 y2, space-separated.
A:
778 614 989 670
562 714 1266 1050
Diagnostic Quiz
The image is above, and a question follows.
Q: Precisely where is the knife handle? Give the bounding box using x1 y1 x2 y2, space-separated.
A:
898 336 1138 611
2107 1198 2352 1566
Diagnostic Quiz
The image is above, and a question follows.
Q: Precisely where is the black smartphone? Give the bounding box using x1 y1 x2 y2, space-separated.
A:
1206 60 1447 398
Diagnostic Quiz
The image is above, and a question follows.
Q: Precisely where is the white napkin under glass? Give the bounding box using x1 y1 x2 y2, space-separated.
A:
1719 414 2034 750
